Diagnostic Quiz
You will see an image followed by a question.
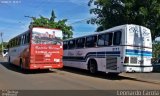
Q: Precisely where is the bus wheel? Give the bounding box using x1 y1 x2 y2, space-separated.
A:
88 59 97 74
20 59 26 73
20 59 23 70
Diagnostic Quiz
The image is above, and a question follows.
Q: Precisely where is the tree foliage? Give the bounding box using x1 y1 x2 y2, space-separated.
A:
88 0 160 40
0 42 8 52
153 42 160 58
29 10 73 40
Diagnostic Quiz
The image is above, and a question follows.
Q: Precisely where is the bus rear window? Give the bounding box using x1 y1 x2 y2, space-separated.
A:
32 31 62 45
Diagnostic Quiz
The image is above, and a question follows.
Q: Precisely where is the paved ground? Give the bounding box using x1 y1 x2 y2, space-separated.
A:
0 56 160 91
121 72 160 84
0 62 159 90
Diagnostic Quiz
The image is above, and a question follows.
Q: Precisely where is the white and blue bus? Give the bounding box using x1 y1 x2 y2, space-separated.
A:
63 24 152 74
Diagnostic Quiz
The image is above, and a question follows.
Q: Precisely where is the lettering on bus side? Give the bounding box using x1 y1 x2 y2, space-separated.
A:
35 51 59 54
142 29 150 36
35 46 60 50
68 51 74 56
129 26 138 34
112 47 119 51
76 51 83 56
35 46 48 50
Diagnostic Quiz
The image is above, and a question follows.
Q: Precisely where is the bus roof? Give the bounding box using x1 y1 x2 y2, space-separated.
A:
9 27 61 42
64 24 144 41
32 27 61 31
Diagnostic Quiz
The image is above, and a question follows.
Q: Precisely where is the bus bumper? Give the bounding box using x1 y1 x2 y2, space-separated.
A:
123 65 153 72
29 63 63 69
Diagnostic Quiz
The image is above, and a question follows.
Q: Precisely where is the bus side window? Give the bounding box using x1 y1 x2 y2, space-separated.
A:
113 31 122 45
21 35 23 45
16 38 19 46
63 41 68 50
97 33 112 46
27 33 30 43
94 36 97 47
76 38 85 48
18 37 21 45
107 33 113 46
13 39 15 47
68 40 75 49
98 34 104 46
24 34 27 44
85 36 97 47
24 34 26 44
14 39 16 46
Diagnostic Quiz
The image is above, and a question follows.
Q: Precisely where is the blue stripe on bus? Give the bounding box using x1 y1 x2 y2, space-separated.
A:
63 51 120 62
126 49 152 54
126 53 152 56
125 49 152 57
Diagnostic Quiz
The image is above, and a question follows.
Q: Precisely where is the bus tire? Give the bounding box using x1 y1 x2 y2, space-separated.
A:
20 59 23 70
88 59 97 74
20 59 27 73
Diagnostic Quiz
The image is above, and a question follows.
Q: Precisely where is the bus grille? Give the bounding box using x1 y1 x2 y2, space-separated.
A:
106 56 117 70
130 57 137 64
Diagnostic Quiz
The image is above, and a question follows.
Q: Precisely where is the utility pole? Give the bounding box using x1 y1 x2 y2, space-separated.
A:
0 32 3 54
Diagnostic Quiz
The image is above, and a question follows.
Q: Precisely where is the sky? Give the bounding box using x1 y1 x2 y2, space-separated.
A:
0 0 97 42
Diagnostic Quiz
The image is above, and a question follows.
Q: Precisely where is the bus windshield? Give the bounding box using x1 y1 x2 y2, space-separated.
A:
32 31 62 45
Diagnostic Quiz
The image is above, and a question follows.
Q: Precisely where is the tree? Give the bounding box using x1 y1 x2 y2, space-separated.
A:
88 0 160 40
0 42 8 52
153 42 160 58
29 10 73 39
50 10 56 22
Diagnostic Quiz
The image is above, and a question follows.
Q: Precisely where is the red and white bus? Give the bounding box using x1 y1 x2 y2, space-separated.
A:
8 27 63 70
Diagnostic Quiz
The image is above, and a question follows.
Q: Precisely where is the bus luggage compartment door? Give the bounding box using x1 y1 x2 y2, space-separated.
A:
106 56 119 72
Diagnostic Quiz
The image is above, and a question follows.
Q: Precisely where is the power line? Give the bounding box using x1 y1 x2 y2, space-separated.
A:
69 17 95 25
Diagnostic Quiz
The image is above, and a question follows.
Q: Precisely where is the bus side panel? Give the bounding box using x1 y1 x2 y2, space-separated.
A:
20 45 30 69
8 44 30 68
63 49 85 69
63 46 124 73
